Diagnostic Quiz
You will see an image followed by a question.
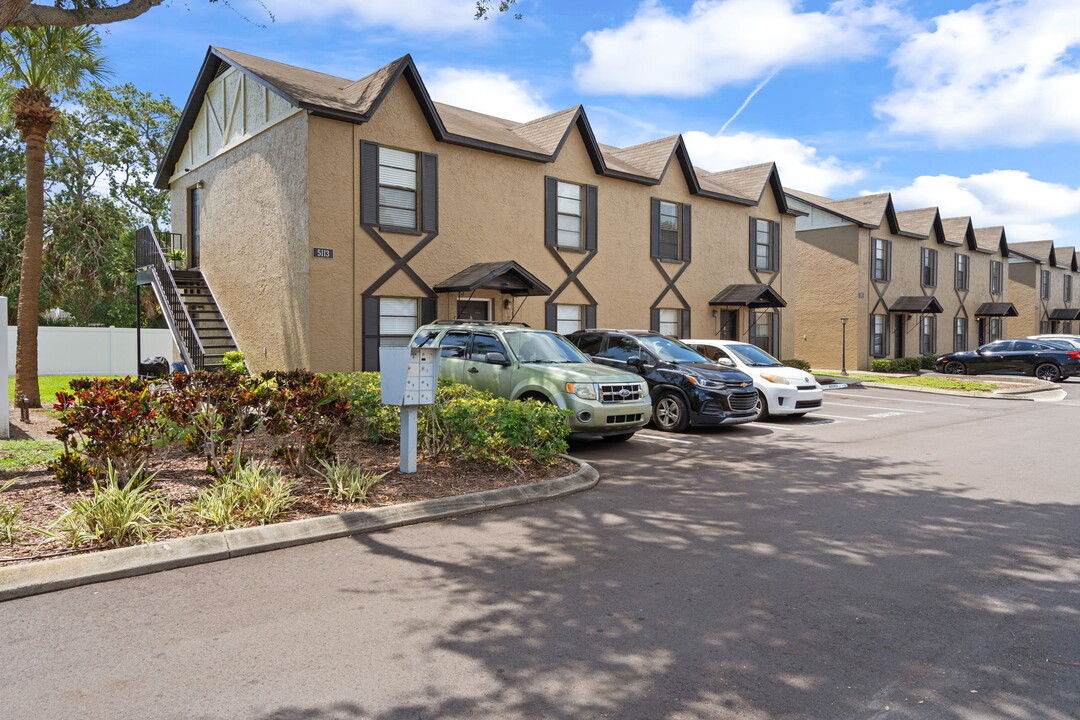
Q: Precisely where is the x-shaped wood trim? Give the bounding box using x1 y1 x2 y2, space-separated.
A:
546 247 598 306
360 224 438 298
650 258 690 310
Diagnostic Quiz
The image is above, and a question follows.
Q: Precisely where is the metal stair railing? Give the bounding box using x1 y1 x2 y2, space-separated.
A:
135 225 206 370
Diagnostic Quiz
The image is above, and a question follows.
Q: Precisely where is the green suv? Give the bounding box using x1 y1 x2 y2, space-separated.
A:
410 322 652 440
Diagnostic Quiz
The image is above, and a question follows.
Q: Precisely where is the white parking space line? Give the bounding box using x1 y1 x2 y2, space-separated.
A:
636 433 695 444
828 392 969 407
824 402 926 413
816 413 870 421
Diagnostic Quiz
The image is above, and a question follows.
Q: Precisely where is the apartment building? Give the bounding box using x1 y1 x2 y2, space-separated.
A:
147 47 801 373
1008 241 1080 337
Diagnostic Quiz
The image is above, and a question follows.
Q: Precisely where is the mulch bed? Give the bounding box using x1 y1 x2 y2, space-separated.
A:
1 408 575 566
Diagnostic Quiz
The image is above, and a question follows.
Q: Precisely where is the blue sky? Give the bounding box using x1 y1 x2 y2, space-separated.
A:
99 0 1080 250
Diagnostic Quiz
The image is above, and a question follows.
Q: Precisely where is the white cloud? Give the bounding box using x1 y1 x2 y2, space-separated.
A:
574 0 914 96
256 0 483 33
424 68 553 122
876 0 1080 146
879 170 1080 242
684 131 865 196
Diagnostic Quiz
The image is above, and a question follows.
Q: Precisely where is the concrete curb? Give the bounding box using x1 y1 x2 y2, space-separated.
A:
859 374 1062 401
0 456 599 603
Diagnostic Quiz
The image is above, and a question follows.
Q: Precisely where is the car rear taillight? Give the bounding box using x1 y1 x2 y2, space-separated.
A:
1068 351 1080 360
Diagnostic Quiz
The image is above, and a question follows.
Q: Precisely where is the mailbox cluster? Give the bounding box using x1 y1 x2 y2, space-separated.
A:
379 346 441 473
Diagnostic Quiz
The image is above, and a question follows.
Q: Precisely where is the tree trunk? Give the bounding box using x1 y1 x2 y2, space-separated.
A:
15 126 46 407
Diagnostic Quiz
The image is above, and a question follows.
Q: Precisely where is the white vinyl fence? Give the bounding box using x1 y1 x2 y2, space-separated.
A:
1 298 8 438
6 325 178 377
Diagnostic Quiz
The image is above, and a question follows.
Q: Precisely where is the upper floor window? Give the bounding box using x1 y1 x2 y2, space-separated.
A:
360 141 438 233
955 254 969 291
545 178 597 250
1066 275 1074 303
1041 269 1052 299
872 238 891 282
750 218 779 272
990 260 1003 295
921 247 937 288
651 199 691 262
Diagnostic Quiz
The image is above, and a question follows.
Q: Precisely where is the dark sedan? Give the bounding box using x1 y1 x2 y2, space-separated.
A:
935 339 1080 381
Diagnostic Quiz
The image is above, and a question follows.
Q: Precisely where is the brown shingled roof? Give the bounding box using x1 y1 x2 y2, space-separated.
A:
973 226 1006 254
510 106 581 154
702 163 774 203
895 207 938 238
940 217 973 247
1009 240 1054 264
603 136 681 180
826 194 892 227
433 102 548 155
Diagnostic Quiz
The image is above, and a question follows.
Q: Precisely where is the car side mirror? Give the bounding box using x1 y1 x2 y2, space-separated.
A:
485 351 510 365
628 355 648 372
715 358 735 367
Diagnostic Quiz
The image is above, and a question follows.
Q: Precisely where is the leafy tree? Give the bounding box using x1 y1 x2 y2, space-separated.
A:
0 26 109 406
2 0 516 30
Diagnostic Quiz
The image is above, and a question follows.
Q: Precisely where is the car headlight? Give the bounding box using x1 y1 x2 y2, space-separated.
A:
759 374 790 385
565 382 598 400
687 375 725 389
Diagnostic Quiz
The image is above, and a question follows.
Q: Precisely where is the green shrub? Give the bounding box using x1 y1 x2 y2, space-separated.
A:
0 479 25 544
186 462 298 529
221 350 247 373
313 459 388 503
919 354 939 370
782 358 811 371
871 357 924 373
329 373 570 468
50 377 162 488
161 371 262 477
45 465 174 548
256 370 352 472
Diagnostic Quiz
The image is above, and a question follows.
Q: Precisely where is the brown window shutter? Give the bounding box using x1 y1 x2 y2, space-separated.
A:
681 204 692 262
544 177 558 247
362 296 381 371
545 302 557 331
421 297 436 325
360 141 379 226
585 304 596 329
749 218 757 270
421 153 438 233
770 220 780 272
681 309 691 337
585 184 598 251
650 307 660 333
650 198 661 258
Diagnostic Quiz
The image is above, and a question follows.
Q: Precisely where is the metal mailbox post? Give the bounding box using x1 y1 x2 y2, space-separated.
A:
0 296 8 439
380 346 440 473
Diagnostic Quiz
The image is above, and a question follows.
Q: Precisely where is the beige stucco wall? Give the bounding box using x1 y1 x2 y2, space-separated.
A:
1008 261 1078 337
169 111 311 373
302 79 796 371
791 225 864 371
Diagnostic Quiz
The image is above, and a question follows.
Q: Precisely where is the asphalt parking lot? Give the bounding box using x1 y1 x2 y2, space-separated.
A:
3 381 1079 720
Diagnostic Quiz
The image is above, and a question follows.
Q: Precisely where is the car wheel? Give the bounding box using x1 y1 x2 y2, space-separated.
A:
1034 363 1062 382
602 432 635 442
754 391 769 421
943 360 966 375
652 393 690 433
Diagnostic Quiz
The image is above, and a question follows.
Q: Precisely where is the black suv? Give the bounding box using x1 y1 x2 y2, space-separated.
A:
566 329 759 432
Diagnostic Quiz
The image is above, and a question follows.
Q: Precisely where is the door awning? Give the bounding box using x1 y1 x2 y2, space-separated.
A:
708 284 787 308
434 261 552 297
1049 308 1080 321
974 302 1018 317
890 296 943 313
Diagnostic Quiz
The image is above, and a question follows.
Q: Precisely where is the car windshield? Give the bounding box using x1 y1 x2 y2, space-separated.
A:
637 335 711 363
725 343 784 367
504 331 588 363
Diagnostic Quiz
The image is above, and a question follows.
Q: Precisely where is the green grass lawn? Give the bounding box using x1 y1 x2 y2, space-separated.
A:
7 375 124 406
815 372 997 392
0 439 61 475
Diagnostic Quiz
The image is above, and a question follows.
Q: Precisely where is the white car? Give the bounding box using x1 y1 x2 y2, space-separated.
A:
1028 334 1080 349
683 339 823 420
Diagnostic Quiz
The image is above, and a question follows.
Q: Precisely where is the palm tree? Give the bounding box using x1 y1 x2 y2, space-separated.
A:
0 26 108 406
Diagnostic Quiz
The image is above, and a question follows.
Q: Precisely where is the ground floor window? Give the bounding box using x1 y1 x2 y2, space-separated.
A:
749 311 778 356
658 308 681 337
920 315 936 355
871 314 888 357
1064 321 1074 333
556 304 585 335
953 317 967 352
379 297 419 348
988 318 1003 342
1039 320 1052 334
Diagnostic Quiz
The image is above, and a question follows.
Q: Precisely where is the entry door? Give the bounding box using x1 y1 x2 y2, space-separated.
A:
977 318 986 346
188 186 201 268
456 300 490 320
717 310 737 340
893 314 904 358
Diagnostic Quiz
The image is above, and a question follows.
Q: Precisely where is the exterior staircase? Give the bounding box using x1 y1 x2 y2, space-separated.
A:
134 226 240 372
